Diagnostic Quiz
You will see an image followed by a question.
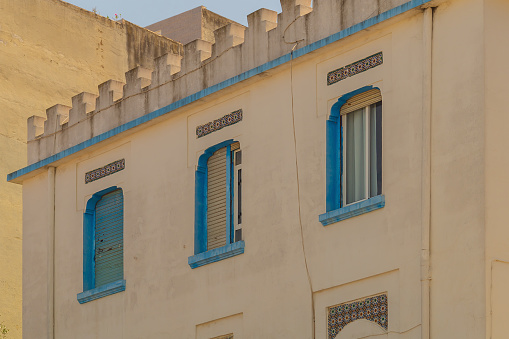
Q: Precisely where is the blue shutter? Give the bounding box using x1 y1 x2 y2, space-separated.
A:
95 189 124 287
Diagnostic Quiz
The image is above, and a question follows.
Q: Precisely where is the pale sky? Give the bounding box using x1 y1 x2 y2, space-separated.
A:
63 0 283 27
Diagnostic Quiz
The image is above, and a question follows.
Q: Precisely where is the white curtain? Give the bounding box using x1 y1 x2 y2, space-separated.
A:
369 104 378 198
346 108 365 204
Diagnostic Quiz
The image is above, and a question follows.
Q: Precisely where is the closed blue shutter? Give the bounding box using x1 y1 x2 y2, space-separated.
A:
95 189 124 287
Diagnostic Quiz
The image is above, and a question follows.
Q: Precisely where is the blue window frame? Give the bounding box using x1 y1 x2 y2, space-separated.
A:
77 186 126 304
319 86 385 226
189 139 245 269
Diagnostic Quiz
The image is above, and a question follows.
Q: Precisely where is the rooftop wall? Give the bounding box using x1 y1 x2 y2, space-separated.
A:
146 6 238 45
26 0 411 165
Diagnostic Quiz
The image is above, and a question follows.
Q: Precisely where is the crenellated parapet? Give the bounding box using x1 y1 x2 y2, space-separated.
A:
26 0 413 164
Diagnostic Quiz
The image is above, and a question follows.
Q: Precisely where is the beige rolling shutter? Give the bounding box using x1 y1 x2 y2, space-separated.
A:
340 89 382 115
207 147 227 250
231 142 240 152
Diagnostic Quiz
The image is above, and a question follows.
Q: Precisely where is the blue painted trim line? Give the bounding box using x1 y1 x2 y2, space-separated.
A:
7 0 430 183
319 195 385 226
77 279 126 304
188 241 245 269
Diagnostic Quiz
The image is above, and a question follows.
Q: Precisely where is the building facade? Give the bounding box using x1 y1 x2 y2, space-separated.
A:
8 0 509 338
0 1 181 336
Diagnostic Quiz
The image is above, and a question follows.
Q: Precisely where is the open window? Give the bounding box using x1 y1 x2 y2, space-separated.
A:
342 89 382 205
189 140 245 269
319 86 385 226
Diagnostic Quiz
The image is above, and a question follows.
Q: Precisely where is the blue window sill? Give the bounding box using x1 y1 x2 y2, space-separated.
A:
188 241 245 269
77 279 126 304
319 195 385 226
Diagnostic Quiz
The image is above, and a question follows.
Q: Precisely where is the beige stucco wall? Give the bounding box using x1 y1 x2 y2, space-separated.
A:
484 0 509 338
16 0 508 337
21 4 427 338
430 0 486 337
0 0 180 337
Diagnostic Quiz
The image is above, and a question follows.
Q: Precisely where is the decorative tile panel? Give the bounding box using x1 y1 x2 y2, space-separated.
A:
327 52 383 86
85 159 125 184
327 293 388 339
196 109 243 138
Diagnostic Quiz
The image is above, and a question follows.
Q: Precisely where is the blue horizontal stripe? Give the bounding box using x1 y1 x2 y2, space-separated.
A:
7 0 430 183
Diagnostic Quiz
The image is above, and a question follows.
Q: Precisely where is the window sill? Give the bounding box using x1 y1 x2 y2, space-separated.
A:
319 195 385 226
77 279 126 304
188 241 245 269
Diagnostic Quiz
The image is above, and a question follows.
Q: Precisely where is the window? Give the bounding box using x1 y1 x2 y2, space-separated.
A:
342 92 382 205
319 86 385 226
189 139 245 269
78 186 126 304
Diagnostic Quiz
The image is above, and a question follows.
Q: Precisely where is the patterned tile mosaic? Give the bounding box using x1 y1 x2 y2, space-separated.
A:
85 159 125 184
327 52 383 86
327 293 388 339
196 109 243 138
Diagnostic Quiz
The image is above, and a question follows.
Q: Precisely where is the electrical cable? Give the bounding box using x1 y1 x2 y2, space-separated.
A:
283 14 316 339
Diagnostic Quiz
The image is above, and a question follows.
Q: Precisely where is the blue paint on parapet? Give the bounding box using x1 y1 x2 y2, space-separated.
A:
7 0 431 182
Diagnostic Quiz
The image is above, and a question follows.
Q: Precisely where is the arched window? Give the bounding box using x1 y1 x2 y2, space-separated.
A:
78 186 125 304
320 86 385 226
189 140 245 269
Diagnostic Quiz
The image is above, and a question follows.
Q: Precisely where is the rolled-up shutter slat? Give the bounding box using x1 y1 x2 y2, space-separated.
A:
340 89 382 115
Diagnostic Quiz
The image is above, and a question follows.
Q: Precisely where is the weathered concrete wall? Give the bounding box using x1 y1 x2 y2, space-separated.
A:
146 7 204 45
0 0 180 336
146 6 237 45
125 21 182 69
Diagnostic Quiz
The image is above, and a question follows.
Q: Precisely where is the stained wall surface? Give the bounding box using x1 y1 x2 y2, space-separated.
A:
14 0 506 338
0 0 180 336
146 6 237 44
22 3 421 338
